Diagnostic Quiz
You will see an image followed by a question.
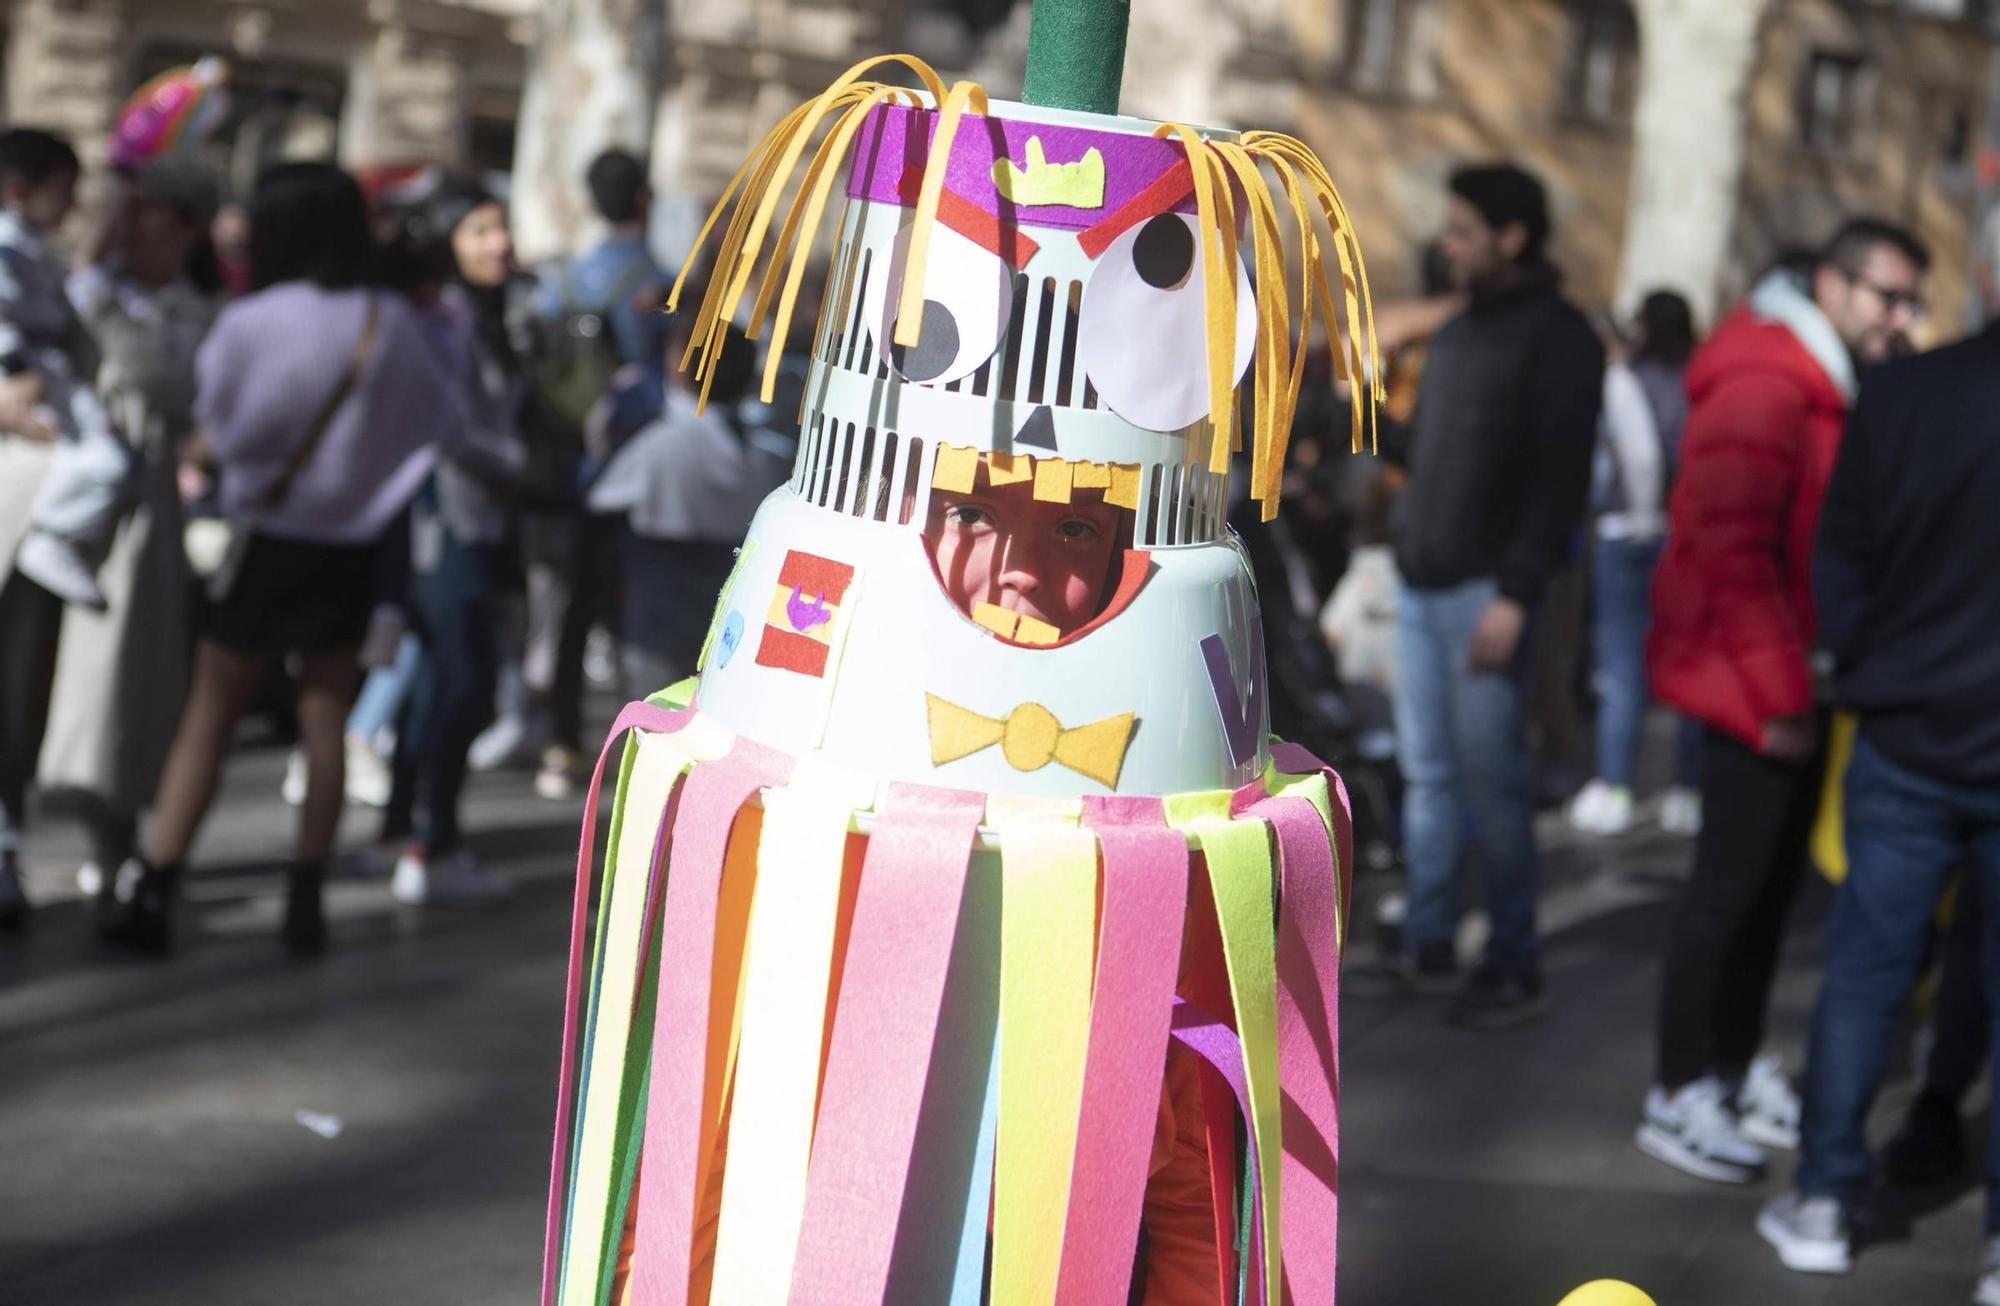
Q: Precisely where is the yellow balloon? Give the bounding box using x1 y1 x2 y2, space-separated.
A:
1557 1282 1657 1306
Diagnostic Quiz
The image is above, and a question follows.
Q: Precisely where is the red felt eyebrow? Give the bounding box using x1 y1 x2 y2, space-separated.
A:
1077 159 1195 260
894 168 1041 269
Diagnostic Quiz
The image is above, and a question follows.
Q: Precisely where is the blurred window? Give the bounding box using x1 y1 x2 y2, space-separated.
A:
1801 49 1869 155
1562 0 1639 127
1341 0 1441 100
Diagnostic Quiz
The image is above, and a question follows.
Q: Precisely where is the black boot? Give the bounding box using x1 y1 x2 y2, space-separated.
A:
98 857 179 956
0 850 28 930
1882 1089 1966 1187
283 861 326 957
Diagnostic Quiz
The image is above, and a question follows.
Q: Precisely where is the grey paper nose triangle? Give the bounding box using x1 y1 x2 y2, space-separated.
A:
1014 404 1058 451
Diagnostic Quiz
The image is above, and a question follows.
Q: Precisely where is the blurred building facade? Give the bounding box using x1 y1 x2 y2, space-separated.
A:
0 0 533 191
657 0 1997 331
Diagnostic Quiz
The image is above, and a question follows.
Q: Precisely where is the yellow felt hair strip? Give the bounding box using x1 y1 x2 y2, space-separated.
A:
720 55 946 330
1251 150 1327 497
1154 123 1237 479
756 83 926 403
992 818 1099 1306
1212 142 1292 516
895 79 991 350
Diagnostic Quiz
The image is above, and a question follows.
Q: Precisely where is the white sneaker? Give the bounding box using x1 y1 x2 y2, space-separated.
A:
469 714 539 773
1757 1192 1851 1274
392 847 511 906
1976 1236 2000 1306
76 860 103 896
344 733 392 808
1567 780 1634 836
1659 786 1703 837
280 750 307 807
1635 1077 1767 1183
1737 1054 1802 1151
15 529 106 610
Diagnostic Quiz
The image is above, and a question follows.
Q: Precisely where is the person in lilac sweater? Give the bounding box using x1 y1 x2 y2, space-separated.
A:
100 162 462 956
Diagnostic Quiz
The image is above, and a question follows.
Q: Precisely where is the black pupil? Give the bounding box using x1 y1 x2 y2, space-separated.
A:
889 298 961 383
1132 215 1194 290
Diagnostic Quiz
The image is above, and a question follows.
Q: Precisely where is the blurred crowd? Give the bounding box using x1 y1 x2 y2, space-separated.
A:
0 135 794 955
1258 159 2000 1298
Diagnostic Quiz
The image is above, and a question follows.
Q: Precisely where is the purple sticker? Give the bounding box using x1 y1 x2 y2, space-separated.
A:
1200 624 1267 771
787 586 833 632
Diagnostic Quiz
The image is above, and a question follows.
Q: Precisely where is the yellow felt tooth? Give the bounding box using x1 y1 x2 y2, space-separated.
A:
932 443 980 493
898 79 990 351
1032 457 1073 504
1013 613 1060 646
1105 463 1142 510
972 601 1020 639
1071 460 1110 489
987 451 1032 486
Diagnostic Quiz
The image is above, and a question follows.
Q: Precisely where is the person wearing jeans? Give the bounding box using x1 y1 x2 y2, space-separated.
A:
1759 270 2000 1301
1394 578 1540 977
1643 219 1928 1188
1387 164 1604 1028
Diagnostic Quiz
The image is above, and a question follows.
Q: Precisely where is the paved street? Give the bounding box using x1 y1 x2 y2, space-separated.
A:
0 718 1986 1305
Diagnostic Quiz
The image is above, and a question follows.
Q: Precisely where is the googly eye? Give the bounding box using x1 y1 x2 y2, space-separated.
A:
1077 213 1255 433
863 221 1013 386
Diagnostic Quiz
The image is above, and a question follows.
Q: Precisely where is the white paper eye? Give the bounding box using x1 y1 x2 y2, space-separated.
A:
863 221 1013 386
1078 213 1256 433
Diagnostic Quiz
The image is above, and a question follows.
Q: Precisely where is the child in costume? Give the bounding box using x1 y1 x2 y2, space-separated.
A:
543 7 1383 1301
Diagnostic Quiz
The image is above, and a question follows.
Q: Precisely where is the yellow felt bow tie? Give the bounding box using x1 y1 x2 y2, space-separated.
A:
925 694 1136 789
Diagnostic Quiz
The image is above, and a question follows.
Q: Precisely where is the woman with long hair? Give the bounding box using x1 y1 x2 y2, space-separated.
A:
379 180 533 906
101 162 461 955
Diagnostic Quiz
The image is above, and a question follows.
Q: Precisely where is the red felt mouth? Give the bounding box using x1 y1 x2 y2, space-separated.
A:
923 545 1156 649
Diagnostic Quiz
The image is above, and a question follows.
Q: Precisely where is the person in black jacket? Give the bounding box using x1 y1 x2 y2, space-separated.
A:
1388 163 1605 1028
1757 309 2000 1289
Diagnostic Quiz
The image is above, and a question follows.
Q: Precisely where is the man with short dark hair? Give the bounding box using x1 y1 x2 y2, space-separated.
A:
1756 232 2000 1298
543 147 671 369
1640 216 1928 1191
1387 161 1605 1027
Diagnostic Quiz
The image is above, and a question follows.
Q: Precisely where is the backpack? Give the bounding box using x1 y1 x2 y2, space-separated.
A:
533 257 655 444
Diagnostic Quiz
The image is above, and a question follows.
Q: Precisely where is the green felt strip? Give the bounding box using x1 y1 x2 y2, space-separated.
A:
1021 0 1129 115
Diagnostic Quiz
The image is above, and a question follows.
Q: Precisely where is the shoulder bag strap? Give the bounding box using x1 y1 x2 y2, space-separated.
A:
258 291 379 512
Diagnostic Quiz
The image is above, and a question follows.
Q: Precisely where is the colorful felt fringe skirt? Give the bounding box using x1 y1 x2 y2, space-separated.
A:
543 686 1350 1305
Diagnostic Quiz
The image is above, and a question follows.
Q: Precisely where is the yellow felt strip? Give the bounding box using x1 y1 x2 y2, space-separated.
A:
1013 613 1060 646
1032 457 1074 504
1071 460 1110 489
1213 142 1289 515
561 730 703 1306
1155 124 1235 476
987 451 1032 486
973 601 1020 639
707 755 870 1305
992 816 1099 1306
1180 811 1284 1306
896 79 990 350
932 443 980 493
758 83 923 403
1105 463 1142 510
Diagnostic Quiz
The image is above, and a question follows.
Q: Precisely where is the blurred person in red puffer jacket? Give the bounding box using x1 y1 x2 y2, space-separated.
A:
1635 218 1929 1189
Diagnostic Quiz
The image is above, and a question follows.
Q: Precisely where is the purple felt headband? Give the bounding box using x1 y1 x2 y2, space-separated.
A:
846 103 1206 233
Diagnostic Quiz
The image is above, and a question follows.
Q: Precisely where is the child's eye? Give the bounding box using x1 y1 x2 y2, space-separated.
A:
947 504 995 530
1056 518 1101 544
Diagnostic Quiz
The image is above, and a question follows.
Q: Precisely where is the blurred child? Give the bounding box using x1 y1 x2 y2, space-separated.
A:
3 127 129 610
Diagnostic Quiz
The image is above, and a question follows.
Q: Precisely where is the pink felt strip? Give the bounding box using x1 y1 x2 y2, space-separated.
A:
628 741 794 1305
1239 758 1348 1306
1052 797 1188 1306
786 783 986 1303
543 700 693 1306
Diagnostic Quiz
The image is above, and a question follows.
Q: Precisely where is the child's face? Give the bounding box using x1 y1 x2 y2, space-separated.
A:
926 473 1127 637
12 169 76 233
